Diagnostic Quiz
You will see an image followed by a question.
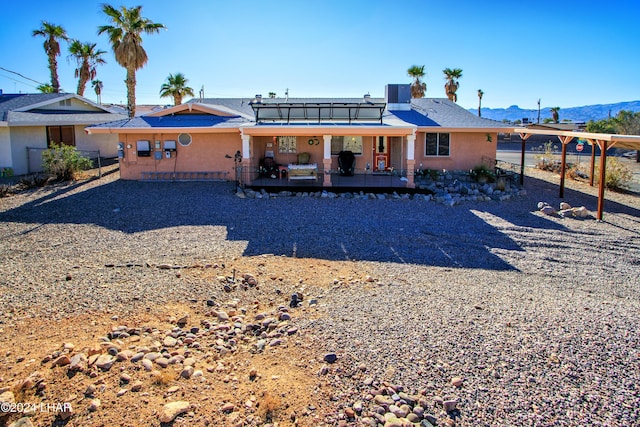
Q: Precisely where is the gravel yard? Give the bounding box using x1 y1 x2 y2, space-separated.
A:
0 168 639 426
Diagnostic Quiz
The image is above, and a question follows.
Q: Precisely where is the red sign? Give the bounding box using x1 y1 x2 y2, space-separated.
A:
576 143 584 152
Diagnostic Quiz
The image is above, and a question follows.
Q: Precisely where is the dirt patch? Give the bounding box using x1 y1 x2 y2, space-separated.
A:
0 256 374 427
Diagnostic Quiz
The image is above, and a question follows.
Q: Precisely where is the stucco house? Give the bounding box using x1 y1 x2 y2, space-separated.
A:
86 84 509 189
0 93 127 176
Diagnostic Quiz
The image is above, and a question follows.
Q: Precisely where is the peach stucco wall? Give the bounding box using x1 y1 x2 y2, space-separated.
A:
117 130 497 180
414 131 497 171
118 132 241 180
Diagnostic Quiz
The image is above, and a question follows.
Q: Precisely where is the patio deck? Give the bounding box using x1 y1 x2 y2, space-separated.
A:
245 170 411 192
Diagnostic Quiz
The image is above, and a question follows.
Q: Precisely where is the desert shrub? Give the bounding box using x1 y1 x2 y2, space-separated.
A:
18 174 49 189
595 157 632 191
535 141 560 172
42 143 93 181
567 165 590 181
0 184 13 197
257 391 282 423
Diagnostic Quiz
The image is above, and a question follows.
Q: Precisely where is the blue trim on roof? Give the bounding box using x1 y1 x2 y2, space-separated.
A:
89 114 247 129
389 110 440 127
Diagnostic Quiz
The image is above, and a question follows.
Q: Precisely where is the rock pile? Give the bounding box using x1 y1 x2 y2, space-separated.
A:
537 201 590 218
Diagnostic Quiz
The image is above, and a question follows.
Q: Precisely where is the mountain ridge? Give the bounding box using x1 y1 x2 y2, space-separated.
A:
468 100 640 123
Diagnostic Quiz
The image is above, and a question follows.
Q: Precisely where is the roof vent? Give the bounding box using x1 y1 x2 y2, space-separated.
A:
254 94 263 103
363 93 371 103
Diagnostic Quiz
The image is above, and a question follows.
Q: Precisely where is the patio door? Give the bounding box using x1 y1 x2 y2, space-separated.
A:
373 136 389 172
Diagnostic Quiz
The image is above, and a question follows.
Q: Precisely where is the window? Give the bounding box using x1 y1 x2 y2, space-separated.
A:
331 136 363 155
178 133 192 146
425 133 450 156
277 136 297 153
46 126 75 147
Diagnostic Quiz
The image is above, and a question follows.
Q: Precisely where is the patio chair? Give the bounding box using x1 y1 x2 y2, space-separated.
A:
338 150 355 176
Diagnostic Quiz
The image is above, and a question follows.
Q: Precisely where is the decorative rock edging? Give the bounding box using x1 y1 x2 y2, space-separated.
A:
238 182 527 206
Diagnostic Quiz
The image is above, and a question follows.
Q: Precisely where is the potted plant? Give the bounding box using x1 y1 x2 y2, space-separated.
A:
470 164 495 184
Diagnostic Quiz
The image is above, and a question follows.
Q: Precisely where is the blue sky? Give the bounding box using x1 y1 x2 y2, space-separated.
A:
2 0 639 110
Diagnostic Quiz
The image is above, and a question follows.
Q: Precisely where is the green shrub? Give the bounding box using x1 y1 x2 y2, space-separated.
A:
42 143 93 181
595 157 632 191
470 164 495 183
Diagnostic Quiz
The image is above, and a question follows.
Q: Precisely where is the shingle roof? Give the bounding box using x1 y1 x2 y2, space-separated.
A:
0 93 126 123
88 114 250 129
400 98 510 129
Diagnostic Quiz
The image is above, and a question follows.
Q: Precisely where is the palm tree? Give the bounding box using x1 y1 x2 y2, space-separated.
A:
477 89 484 117
268 92 276 98
32 21 68 93
407 65 426 98
92 80 103 104
68 40 107 96
159 72 194 105
98 4 165 117
443 68 463 102
36 83 55 93
550 107 560 123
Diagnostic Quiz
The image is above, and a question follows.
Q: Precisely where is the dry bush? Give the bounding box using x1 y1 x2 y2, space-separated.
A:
151 370 175 386
595 157 633 191
256 390 282 422
0 184 13 198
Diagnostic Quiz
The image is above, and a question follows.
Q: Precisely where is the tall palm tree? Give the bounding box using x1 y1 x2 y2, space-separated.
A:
407 65 426 98
550 107 560 123
159 72 194 105
98 4 165 117
68 40 107 96
92 79 103 104
443 68 463 102
477 89 484 117
32 21 68 93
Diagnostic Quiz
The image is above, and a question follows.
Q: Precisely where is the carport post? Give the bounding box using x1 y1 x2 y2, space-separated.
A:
557 136 574 198
596 140 608 221
518 133 531 186
588 139 596 187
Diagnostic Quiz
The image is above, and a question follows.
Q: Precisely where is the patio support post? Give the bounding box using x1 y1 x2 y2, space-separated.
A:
518 133 531 186
240 133 251 187
322 135 332 187
557 135 574 198
406 132 416 188
596 140 607 221
588 139 596 187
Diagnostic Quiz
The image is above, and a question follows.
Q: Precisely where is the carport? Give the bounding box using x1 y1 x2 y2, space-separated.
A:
514 128 640 220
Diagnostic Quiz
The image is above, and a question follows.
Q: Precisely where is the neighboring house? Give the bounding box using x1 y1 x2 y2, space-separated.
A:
86 84 509 188
0 93 127 176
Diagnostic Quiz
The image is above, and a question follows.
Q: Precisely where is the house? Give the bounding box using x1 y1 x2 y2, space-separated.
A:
86 84 509 189
0 93 127 176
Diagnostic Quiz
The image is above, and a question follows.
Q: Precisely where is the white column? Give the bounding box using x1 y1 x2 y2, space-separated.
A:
407 131 416 160
241 134 250 159
323 135 332 159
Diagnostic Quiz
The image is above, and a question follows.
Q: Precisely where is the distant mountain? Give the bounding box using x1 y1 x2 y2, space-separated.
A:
469 101 640 123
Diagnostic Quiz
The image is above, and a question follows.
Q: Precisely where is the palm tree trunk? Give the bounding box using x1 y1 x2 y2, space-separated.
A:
478 98 482 117
49 54 61 93
126 67 136 117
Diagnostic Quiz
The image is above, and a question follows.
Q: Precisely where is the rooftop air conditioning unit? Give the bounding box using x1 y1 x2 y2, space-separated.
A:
385 84 411 110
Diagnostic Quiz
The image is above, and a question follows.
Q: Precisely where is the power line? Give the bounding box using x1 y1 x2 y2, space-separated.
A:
0 66 46 86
